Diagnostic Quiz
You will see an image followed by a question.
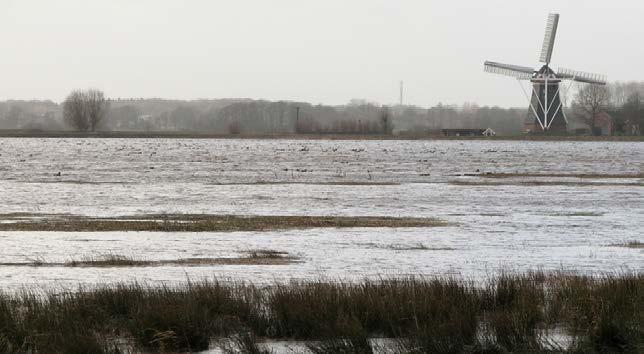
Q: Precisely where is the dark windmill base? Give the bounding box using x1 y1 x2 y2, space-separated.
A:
525 120 566 133
525 66 567 133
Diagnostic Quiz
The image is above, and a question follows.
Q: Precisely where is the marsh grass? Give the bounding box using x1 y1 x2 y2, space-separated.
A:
246 249 291 259
0 214 447 232
67 254 141 267
224 332 271 354
0 273 640 353
389 242 456 251
449 180 644 187
361 242 456 251
480 172 644 179
549 211 605 217
608 241 644 249
307 337 373 354
0 251 300 268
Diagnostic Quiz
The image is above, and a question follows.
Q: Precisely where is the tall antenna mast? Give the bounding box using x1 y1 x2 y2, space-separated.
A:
399 81 404 106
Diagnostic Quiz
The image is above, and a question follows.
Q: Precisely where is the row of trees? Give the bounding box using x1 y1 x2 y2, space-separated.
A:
572 82 643 135
0 101 61 130
101 100 523 135
38 90 531 135
607 83 643 135
1 85 641 135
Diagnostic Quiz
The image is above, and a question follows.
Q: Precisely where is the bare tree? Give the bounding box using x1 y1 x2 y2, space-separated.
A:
63 89 110 132
572 84 610 134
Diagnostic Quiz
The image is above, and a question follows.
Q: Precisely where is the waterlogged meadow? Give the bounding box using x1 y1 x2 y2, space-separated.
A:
0 138 641 289
0 138 641 352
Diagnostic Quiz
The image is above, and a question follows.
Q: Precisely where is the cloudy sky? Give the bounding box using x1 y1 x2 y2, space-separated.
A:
1 0 642 107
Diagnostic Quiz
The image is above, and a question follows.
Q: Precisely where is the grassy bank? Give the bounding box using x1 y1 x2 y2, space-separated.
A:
0 129 642 141
0 273 641 353
0 214 446 232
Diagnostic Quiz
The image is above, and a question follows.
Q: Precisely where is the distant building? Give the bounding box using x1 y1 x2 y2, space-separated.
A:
594 112 613 136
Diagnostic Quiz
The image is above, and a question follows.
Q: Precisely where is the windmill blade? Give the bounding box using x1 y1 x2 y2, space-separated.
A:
484 61 535 80
539 13 560 64
558 68 607 85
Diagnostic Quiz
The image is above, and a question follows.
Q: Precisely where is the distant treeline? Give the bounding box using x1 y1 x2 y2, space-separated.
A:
1 81 642 135
0 98 525 135
606 82 644 135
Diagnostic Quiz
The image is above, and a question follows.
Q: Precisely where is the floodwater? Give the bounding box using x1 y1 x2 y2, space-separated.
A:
0 138 642 290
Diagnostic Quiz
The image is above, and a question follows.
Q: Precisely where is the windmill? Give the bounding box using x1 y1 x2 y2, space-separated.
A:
484 13 607 132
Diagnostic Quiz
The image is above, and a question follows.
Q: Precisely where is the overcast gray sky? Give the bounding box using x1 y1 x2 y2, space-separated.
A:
1 0 642 107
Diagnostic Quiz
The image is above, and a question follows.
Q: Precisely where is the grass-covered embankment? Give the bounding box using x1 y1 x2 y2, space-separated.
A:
0 214 446 232
0 272 641 353
0 129 642 141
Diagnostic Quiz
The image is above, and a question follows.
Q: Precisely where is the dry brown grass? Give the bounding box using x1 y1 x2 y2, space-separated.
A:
360 242 456 251
608 241 644 249
0 251 300 268
0 214 446 232
449 180 643 187
208 181 400 186
481 172 644 179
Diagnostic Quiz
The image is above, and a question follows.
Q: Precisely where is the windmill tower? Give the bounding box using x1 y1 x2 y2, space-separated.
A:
484 13 607 132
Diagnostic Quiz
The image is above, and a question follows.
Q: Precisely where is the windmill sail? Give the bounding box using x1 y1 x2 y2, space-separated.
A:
539 13 559 64
483 12 607 133
484 61 535 80
557 68 607 85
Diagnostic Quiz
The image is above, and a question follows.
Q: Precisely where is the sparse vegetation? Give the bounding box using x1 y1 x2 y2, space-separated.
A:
0 214 446 232
67 254 142 267
0 251 300 268
0 273 639 353
361 242 456 251
246 249 291 259
389 242 455 251
481 172 644 179
449 180 643 187
608 241 644 249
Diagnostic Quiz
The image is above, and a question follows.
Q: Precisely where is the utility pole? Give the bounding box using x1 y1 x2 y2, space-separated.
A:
295 106 300 133
399 81 404 106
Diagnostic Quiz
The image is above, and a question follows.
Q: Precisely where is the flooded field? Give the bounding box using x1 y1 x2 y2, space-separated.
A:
0 138 642 290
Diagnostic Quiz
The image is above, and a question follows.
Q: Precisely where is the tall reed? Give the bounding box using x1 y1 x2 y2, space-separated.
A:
0 273 640 353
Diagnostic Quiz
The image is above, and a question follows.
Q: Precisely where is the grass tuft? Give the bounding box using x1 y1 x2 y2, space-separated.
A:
67 254 141 267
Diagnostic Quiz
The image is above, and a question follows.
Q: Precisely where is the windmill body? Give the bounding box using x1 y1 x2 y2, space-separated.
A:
528 65 566 132
484 13 607 132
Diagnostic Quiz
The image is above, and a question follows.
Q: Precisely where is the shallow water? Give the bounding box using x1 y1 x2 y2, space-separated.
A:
0 138 642 290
